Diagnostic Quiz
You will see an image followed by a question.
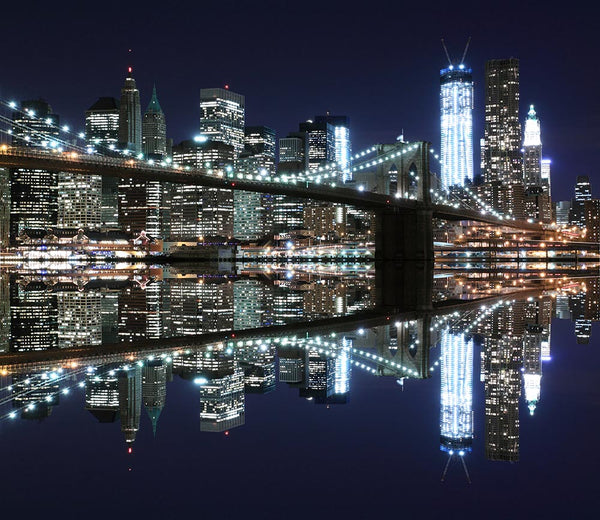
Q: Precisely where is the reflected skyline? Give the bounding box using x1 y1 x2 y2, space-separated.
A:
0 267 597 472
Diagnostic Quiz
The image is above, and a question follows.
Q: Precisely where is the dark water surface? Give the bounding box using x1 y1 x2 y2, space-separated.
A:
0 264 597 519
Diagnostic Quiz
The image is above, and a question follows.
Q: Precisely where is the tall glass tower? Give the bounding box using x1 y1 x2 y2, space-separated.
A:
440 331 473 454
440 65 473 189
118 67 142 154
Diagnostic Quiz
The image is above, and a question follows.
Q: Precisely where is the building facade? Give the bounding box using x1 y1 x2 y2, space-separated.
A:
440 65 473 189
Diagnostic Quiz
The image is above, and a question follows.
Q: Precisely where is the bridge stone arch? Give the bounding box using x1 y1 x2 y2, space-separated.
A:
352 141 438 203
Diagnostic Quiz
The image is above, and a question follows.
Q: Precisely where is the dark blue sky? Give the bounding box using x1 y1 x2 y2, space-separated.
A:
1 0 597 197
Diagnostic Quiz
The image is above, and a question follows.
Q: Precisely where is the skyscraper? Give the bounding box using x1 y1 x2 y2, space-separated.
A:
234 126 276 241
314 115 352 182
10 99 59 240
199 87 245 157
85 97 120 228
482 59 521 185
570 175 592 227
440 64 473 189
85 97 120 152
118 366 142 443
298 119 336 170
118 67 142 154
142 85 167 159
523 105 542 188
439 332 473 454
170 139 235 240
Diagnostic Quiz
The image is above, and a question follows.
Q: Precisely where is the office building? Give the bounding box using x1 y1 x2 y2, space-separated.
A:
570 175 592 227
58 171 102 229
118 67 142 153
142 359 167 436
233 126 276 241
555 200 571 226
584 199 600 241
440 332 473 453
142 85 167 159
119 366 142 443
481 59 521 185
523 105 542 188
314 115 351 182
10 99 59 240
440 64 473 189
199 365 245 432
199 87 245 157
170 139 235 240
85 366 120 423
298 119 336 170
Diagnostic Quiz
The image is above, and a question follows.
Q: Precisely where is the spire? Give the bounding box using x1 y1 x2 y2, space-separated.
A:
145 406 162 437
528 104 537 120
145 84 163 114
127 66 133 78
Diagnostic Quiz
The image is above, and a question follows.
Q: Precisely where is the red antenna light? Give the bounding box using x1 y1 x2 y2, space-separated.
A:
128 66 132 74
127 447 132 454
224 84 229 90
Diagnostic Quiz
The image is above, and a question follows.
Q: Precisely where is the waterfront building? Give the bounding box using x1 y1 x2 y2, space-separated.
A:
541 158 552 196
142 85 167 159
199 87 245 157
440 64 473 189
118 68 142 153
481 59 522 186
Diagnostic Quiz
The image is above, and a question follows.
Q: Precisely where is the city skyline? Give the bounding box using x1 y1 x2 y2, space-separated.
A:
0 1 596 199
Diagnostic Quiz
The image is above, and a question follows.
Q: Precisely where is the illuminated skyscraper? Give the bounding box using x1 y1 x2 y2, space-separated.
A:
314 115 352 182
10 99 59 239
119 366 142 443
199 87 245 157
118 67 142 153
523 105 542 188
170 139 235 240
484 337 521 462
57 291 102 348
142 85 167 159
522 325 543 415
298 119 336 170
85 97 120 152
142 359 167 436
440 64 473 189
440 332 473 454
482 59 521 185
85 97 120 228
234 126 276 240
85 366 120 423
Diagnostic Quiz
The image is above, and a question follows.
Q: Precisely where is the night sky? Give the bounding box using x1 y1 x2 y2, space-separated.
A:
1 0 597 197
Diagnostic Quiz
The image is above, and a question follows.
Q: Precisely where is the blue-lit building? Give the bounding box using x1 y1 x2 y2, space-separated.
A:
440 65 473 189
439 331 473 454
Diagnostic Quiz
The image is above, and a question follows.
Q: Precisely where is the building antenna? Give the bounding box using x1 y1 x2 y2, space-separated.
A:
460 37 472 65
441 38 453 66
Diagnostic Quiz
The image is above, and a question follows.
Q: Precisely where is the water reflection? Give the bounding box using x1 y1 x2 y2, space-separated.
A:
0 266 597 472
